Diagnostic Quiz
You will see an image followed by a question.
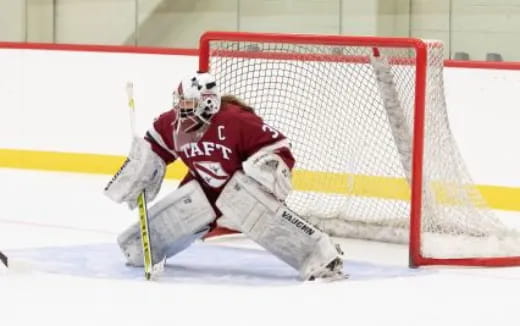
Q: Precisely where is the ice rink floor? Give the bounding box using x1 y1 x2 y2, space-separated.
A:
1 168 520 326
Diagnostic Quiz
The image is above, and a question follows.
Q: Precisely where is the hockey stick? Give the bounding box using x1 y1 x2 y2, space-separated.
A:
0 250 31 273
0 250 7 268
125 82 154 280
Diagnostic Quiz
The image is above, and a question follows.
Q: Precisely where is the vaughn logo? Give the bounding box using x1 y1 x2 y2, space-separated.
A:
280 210 315 236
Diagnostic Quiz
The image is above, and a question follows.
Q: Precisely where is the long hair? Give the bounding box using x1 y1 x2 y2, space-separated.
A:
221 94 255 113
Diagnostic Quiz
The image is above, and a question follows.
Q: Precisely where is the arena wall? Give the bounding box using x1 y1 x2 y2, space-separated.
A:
0 43 518 211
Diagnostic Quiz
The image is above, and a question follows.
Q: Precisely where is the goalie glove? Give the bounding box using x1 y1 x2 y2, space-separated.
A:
242 151 292 200
104 137 166 209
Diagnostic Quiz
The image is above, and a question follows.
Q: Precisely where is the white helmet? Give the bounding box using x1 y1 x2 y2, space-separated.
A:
173 72 221 124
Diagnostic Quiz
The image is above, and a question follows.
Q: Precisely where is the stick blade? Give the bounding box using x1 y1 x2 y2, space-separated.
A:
0 251 7 268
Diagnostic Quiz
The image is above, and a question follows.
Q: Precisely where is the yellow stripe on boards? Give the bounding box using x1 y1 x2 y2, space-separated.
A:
478 185 520 211
0 148 124 174
292 170 411 200
0 148 518 212
0 148 188 179
293 170 520 211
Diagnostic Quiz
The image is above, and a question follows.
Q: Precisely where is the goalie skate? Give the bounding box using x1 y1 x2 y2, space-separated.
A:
308 244 348 281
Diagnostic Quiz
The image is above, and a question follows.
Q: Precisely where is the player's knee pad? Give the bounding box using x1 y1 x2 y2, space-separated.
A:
117 180 216 266
216 171 342 280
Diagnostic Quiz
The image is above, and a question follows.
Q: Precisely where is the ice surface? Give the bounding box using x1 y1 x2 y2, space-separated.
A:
1 168 520 326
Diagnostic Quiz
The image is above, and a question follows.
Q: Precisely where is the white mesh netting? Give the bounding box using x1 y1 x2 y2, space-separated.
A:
205 38 520 260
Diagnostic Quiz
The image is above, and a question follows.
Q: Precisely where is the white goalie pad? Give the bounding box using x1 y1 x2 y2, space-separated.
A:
104 137 166 209
118 180 216 266
216 171 342 280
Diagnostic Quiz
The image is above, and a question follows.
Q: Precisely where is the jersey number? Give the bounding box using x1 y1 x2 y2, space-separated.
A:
262 124 279 139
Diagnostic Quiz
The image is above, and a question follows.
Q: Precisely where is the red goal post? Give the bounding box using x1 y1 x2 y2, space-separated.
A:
199 31 520 267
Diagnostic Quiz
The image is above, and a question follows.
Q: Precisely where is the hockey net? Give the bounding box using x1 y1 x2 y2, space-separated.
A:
199 31 520 266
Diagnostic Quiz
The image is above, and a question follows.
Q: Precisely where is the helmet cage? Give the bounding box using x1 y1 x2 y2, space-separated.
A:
172 73 220 125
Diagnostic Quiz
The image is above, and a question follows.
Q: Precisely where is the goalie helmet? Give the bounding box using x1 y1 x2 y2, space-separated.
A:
173 72 221 124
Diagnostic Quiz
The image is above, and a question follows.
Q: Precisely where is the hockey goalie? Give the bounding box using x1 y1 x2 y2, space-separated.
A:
104 72 344 281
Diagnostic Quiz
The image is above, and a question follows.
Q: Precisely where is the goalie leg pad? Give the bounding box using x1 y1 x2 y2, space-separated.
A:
118 180 216 266
216 171 343 280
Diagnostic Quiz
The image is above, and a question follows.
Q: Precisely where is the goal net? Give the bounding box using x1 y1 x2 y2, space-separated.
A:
199 31 520 267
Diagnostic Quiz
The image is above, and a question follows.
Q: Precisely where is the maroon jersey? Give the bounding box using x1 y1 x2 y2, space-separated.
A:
145 101 295 210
